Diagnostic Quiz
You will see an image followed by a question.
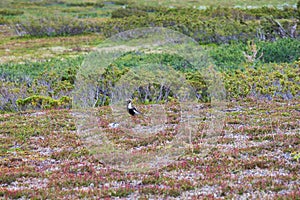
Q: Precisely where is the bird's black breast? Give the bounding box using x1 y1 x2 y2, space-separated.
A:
128 108 136 116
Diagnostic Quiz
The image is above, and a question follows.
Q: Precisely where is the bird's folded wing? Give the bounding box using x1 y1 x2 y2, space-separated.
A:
133 108 141 115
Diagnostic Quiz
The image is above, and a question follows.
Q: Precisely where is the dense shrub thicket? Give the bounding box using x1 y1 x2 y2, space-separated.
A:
14 16 97 37
0 9 24 16
0 47 299 112
223 61 300 100
12 6 299 43
259 39 300 63
0 57 82 112
210 38 300 70
111 7 148 18
66 1 104 8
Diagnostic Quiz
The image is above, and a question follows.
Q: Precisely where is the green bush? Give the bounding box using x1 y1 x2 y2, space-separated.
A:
245 6 297 19
199 6 297 20
78 12 99 19
0 57 81 112
0 81 27 112
0 9 24 16
259 38 300 63
0 56 83 82
210 43 246 71
113 52 194 72
185 71 209 102
66 1 104 8
14 16 91 37
223 61 300 100
107 0 132 6
111 7 148 18
210 39 300 71
0 16 8 25
16 95 71 110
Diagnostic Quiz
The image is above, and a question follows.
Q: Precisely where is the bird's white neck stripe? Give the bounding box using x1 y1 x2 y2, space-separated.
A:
128 102 133 109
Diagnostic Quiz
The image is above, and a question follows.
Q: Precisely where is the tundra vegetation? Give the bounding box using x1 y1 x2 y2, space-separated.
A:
0 0 299 198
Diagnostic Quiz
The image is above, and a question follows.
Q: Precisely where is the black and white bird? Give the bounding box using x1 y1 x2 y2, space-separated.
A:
127 99 141 116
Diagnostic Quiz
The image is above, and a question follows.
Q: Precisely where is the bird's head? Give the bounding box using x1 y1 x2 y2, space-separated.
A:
126 99 132 104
